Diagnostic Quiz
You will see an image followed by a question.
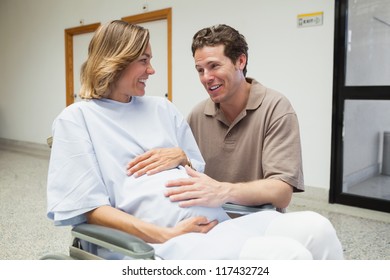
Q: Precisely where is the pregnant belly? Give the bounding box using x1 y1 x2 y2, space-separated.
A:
116 167 230 227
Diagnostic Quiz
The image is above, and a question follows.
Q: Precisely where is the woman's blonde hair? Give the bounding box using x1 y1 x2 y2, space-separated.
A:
79 20 149 99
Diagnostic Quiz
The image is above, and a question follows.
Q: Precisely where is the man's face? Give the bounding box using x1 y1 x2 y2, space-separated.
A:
194 45 244 104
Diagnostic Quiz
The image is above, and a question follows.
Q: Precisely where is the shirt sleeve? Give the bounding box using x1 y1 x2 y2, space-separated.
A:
262 110 304 191
47 107 111 226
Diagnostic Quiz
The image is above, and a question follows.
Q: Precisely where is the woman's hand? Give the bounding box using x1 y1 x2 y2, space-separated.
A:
164 216 218 241
127 147 188 177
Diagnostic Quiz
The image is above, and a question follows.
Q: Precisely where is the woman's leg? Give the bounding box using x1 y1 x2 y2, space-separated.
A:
153 210 314 260
239 236 313 260
153 210 279 259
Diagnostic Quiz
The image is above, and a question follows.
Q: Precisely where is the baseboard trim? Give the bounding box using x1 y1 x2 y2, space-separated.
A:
0 138 50 158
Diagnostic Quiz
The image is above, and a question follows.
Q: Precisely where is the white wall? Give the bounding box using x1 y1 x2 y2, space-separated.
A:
0 0 334 189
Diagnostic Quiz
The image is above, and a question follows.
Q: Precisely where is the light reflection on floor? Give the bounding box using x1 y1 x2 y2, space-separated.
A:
346 175 390 200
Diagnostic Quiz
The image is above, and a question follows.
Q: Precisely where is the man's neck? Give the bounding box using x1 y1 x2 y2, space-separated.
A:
220 80 251 123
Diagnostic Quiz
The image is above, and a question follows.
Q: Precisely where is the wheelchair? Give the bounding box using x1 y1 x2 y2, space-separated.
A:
42 137 274 260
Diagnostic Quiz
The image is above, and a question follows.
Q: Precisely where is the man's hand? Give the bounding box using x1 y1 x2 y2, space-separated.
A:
165 166 229 208
127 147 187 177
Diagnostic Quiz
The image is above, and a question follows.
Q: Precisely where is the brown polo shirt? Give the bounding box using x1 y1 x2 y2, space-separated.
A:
187 78 304 192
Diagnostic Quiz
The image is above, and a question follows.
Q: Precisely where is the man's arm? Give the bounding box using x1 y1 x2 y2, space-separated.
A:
165 166 293 209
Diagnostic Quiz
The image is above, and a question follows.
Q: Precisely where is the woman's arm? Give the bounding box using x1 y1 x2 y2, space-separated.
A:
86 205 218 244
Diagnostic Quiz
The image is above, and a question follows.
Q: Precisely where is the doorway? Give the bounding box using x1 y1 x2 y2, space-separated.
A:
122 8 172 100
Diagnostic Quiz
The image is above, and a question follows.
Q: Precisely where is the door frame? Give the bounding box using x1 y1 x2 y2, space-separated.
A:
122 8 172 101
64 23 101 106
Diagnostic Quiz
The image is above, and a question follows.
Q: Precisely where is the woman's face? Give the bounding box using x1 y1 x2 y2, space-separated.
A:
109 43 155 102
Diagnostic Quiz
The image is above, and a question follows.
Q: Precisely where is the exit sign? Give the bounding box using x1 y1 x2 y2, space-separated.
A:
297 12 323 28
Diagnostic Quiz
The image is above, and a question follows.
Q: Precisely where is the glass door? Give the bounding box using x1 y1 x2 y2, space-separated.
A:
330 0 390 212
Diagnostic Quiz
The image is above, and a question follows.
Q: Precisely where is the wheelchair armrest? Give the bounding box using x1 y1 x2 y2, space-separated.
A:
223 203 275 216
72 223 155 259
